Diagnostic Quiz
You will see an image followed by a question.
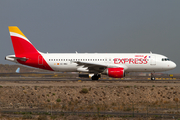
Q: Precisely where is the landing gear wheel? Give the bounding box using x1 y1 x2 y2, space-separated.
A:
151 77 155 81
91 74 101 80
151 73 155 81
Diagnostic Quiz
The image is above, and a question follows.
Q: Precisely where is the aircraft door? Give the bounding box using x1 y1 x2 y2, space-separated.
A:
150 55 156 65
38 55 43 65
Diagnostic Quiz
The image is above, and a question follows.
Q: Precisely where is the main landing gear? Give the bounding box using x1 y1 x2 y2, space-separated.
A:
151 73 155 81
91 74 101 80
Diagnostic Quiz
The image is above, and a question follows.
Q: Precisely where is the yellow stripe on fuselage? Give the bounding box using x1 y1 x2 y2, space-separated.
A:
8 26 27 39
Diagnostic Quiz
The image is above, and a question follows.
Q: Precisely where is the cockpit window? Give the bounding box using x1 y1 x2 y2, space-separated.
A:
162 58 170 61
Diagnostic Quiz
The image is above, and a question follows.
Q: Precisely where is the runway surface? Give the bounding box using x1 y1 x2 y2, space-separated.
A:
0 77 179 82
0 77 180 87
2 110 180 118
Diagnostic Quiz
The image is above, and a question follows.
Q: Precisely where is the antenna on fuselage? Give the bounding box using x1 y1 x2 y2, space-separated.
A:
75 51 78 54
150 51 152 54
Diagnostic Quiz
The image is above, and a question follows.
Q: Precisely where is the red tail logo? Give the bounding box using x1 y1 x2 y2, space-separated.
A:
9 26 53 71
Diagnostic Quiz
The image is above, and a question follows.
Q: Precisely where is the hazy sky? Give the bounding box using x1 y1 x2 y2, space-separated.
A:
0 1 179 73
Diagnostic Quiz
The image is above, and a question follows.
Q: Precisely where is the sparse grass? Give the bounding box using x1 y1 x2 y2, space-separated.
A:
0 85 3 88
152 85 155 87
68 101 72 105
85 114 91 117
22 114 33 119
47 99 50 102
56 98 61 102
111 102 116 106
80 88 88 94
124 107 132 111
34 86 38 90
125 86 130 88
46 94 49 97
52 93 55 95
89 87 92 91
50 115 57 119
38 115 48 120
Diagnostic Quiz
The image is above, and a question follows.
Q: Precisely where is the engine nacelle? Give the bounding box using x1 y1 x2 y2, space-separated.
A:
106 68 124 78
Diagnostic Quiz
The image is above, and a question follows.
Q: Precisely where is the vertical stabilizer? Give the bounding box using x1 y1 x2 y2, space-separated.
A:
8 26 39 57
7 26 53 71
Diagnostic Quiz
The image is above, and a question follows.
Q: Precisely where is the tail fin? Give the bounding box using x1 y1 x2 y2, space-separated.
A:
8 26 39 57
15 67 20 73
7 26 53 71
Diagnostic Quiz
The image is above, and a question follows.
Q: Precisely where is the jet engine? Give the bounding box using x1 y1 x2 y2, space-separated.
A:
104 68 124 78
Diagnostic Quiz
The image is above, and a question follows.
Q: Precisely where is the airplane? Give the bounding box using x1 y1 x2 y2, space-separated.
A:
5 26 176 80
15 67 20 73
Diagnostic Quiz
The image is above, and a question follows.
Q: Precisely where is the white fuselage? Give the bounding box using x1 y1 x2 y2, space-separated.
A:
41 53 176 73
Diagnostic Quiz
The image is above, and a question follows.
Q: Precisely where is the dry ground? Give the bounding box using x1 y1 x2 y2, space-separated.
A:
0 79 180 120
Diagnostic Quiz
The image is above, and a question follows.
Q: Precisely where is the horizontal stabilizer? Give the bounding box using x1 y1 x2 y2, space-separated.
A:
5 55 28 62
9 56 28 61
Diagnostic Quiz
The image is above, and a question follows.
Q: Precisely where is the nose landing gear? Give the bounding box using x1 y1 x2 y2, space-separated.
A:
151 73 155 80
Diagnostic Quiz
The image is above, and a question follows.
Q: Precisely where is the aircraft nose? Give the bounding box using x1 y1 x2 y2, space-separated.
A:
170 62 176 69
172 62 176 68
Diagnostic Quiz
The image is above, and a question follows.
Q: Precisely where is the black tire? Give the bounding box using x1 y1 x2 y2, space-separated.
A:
151 77 155 81
91 75 99 80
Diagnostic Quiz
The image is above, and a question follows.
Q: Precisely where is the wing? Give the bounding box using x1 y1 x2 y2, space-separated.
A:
75 61 107 73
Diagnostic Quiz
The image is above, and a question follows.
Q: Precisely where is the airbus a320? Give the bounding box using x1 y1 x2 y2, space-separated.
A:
5 26 176 80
